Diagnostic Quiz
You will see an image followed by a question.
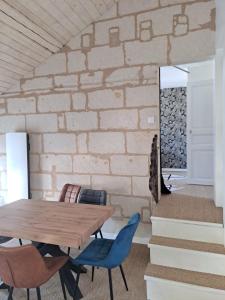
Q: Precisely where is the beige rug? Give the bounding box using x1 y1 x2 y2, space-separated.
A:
0 243 148 300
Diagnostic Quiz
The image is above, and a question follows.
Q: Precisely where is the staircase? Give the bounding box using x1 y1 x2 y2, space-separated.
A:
144 193 224 300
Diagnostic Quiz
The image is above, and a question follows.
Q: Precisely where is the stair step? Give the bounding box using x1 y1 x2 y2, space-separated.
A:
153 194 223 224
145 262 225 291
149 236 225 276
145 262 225 300
149 236 225 255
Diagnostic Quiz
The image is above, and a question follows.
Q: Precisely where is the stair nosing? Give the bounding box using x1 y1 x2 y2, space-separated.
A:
148 236 225 255
145 262 225 291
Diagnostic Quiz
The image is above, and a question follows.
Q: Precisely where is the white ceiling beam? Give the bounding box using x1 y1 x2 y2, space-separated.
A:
0 33 44 63
0 22 51 59
0 0 63 49
78 0 101 20
65 0 94 23
0 59 30 75
0 67 20 80
0 52 34 71
0 8 59 53
51 0 87 31
37 0 80 35
0 43 39 67
5 0 69 44
91 0 107 14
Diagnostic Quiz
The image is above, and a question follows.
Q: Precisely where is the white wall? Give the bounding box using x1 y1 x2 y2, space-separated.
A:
215 0 225 208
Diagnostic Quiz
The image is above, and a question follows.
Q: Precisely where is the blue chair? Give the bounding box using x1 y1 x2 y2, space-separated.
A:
71 213 141 300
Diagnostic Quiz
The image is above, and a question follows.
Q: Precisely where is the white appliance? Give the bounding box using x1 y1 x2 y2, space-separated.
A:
6 132 30 203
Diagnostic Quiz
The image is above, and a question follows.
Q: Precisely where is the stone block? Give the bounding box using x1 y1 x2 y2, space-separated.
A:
73 155 109 174
89 132 125 154
88 45 124 70
26 114 57 132
110 195 149 217
92 175 131 195
68 24 94 50
142 65 159 85
100 109 138 130
29 134 42 154
68 50 86 73
169 29 215 65
127 131 154 154
35 53 66 76
66 111 98 131
80 71 103 89
38 93 70 112
88 89 124 109
137 6 181 37
7 97 36 114
0 116 25 133
105 67 141 87
58 113 65 130
56 174 91 191
22 77 53 91
132 176 151 197
43 133 76 153
54 74 78 87
139 20 153 42
111 155 148 176
139 107 159 129
81 33 94 49
125 37 167 66
109 27 120 47
40 154 72 172
0 99 5 115
118 0 159 15
126 85 159 107
30 173 52 190
95 16 135 45
77 133 88 153
30 154 40 172
72 93 87 110
173 14 189 37
185 1 215 31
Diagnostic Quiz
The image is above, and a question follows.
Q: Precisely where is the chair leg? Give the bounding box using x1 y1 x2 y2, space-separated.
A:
36 287 41 300
73 266 81 300
8 287 14 300
27 288 30 300
67 247 71 255
99 230 103 239
91 266 95 282
59 270 67 300
119 265 128 291
94 233 97 239
108 269 114 300
19 238 23 246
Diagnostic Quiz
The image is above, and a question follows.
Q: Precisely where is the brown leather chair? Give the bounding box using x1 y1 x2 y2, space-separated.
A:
0 245 68 300
58 184 81 203
58 184 81 255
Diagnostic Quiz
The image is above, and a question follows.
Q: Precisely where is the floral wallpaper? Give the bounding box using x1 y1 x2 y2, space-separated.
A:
160 87 187 169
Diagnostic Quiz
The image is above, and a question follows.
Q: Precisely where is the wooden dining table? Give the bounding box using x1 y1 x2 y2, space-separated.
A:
0 199 114 248
0 199 115 299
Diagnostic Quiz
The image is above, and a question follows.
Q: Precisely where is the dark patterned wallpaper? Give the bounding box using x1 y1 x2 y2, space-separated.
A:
160 87 187 169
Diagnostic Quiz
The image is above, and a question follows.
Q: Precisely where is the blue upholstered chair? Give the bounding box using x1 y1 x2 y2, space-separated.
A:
71 213 141 300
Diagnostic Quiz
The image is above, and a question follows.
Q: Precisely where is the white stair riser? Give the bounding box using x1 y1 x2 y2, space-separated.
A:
152 218 224 244
145 277 225 300
150 244 225 276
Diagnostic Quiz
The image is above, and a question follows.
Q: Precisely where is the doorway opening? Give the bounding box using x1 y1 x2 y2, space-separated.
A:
160 60 214 200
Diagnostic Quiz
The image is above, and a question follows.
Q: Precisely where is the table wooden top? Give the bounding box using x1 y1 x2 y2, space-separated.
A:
0 199 114 248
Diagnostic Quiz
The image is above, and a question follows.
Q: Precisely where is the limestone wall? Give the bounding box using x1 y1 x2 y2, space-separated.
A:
0 0 215 221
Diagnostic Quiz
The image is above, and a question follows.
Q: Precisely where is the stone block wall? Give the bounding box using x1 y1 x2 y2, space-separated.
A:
0 0 215 222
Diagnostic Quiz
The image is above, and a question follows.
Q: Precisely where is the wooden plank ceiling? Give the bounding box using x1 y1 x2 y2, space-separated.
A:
0 0 116 94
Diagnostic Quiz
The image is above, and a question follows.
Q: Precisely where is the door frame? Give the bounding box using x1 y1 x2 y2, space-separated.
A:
186 79 214 185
